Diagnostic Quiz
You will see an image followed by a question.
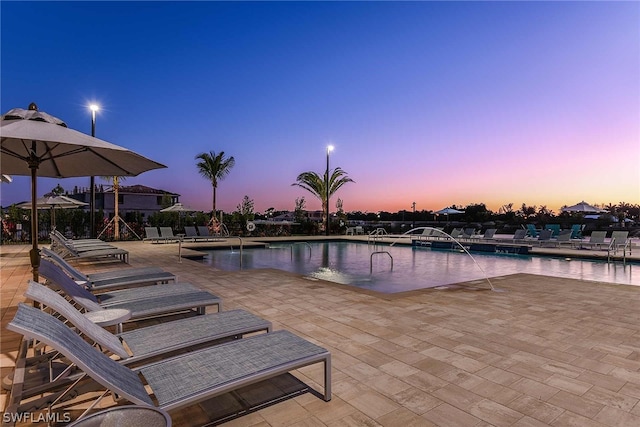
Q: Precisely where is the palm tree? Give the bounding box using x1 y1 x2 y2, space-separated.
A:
100 176 126 240
195 151 235 222
292 167 354 232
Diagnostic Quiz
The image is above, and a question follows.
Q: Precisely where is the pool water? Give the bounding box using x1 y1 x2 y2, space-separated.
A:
201 241 637 293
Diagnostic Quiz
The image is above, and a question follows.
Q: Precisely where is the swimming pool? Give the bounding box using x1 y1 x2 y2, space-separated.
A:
201 241 637 293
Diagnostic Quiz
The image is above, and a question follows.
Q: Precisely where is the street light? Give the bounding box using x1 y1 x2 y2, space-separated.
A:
89 104 99 238
412 201 416 229
325 145 334 236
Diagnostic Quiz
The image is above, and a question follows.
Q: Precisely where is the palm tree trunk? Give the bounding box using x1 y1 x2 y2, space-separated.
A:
212 183 217 221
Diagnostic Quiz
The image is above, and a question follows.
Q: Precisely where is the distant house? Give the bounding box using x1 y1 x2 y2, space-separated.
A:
70 184 179 219
273 211 324 223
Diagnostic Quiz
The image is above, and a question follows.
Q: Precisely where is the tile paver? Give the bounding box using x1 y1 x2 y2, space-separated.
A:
1 240 639 426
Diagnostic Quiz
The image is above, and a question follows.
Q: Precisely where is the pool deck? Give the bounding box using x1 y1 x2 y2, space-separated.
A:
1 238 640 426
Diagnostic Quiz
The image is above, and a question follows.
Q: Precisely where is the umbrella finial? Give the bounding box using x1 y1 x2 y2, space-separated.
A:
28 102 38 111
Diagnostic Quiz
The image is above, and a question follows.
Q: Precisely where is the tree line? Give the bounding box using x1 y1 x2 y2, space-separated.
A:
1 149 636 242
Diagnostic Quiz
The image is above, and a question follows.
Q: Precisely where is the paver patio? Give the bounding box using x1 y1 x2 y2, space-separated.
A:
1 240 639 426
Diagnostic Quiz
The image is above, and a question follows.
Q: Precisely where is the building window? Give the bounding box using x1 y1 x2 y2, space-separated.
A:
118 195 124 205
157 196 162 206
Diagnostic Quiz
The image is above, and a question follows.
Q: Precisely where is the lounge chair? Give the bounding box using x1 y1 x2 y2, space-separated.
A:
460 228 476 239
184 225 199 240
197 225 212 238
159 227 178 242
577 231 607 249
38 259 221 319
42 248 175 291
554 229 573 246
536 229 555 246
545 224 561 237
512 229 528 242
50 232 108 246
7 303 331 420
25 281 271 366
50 230 125 253
570 224 584 239
143 227 163 243
448 228 462 239
50 232 129 263
355 226 365 235
474 228 496 240
184 225 211 242
610 231 630 254
525 224 540 238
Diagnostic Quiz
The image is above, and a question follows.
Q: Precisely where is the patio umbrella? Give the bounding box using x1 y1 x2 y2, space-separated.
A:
1 174 12 183
1 103 166 280
434 207 465 225
435 207 465 215
160 203 191 229
16 195 88 229
160 202 190 213
561 201 606 213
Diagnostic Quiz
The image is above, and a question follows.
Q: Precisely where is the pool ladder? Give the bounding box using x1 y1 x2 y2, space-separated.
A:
370 251 393 274
291 242 312 259
607 237 631 265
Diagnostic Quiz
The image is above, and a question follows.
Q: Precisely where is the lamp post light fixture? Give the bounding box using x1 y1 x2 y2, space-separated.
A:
89 104 99 238
325 144 334 236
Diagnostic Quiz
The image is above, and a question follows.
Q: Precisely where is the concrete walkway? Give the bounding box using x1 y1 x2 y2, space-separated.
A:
1 240 639 426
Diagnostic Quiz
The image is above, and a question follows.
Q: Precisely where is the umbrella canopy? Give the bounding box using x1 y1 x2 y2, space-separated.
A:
16 195 88 229
1 107 165 177
160 202 190 212
435 207 465 215
160 203 191 229
16 195 88 210
1 103 166 280
1 174 12 183
561 201 606 213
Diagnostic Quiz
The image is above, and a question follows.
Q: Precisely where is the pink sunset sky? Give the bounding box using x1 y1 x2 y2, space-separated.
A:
2 2 638 215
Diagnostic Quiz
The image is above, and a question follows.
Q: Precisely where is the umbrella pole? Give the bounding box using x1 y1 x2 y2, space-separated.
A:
28 153 40 282
114 176 119 240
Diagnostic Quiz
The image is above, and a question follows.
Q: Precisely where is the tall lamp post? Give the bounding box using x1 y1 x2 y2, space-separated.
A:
89 104 99 238
412 201 416 229
325 145 334 236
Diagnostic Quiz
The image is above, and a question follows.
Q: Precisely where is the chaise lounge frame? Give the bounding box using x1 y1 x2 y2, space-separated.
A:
7 304 331 424
42 248 175 291
39 258 222 319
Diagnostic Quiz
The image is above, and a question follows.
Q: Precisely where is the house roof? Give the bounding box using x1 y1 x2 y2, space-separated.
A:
109 184 179 196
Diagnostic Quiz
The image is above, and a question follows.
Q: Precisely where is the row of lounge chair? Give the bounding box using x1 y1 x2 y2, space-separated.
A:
144 225 227 243
184 225 226 241
525 223 584 239
4 249 331 425
517 228 631 252
50 229 129 263
143 226 181 243
407 227 631 254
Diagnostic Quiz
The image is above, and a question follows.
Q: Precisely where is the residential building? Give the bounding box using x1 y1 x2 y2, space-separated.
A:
69 184 179 219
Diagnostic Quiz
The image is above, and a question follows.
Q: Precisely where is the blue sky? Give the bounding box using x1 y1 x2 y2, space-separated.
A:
2 1 638 214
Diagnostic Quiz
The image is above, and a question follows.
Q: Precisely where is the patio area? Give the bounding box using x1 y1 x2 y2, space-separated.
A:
2 240 640 426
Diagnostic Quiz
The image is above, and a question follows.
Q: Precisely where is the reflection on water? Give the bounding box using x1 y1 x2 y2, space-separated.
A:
202 242 637 293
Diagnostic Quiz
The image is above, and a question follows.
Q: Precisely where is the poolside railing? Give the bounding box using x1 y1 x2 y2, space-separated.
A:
370 251 393 274
291 242 312 260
